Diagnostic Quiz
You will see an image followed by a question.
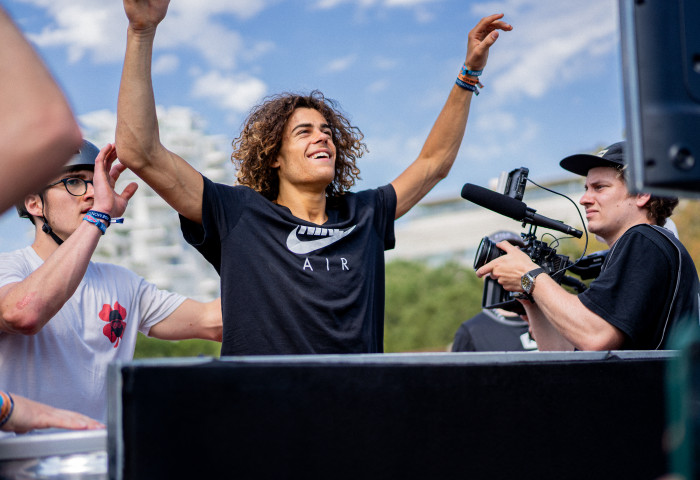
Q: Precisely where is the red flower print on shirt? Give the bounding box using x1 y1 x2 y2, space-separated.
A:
100 301 127 348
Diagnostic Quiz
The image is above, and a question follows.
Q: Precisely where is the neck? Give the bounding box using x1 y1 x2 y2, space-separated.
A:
31 224 62 260
276 185 328 224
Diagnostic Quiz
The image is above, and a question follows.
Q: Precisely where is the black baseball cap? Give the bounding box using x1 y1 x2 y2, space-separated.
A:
559 141 626 177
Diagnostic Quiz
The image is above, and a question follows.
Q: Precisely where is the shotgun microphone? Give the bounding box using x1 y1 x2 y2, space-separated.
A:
461 183 583 238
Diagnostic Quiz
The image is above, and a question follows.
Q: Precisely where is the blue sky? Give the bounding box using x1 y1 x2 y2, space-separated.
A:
1 0 623 250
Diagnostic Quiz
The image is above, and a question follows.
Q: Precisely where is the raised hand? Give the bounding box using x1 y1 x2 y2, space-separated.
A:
123 0 170 32
91 143 138 218
464 13 512 72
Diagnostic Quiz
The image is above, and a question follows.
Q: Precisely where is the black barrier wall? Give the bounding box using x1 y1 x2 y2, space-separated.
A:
108 352 672 480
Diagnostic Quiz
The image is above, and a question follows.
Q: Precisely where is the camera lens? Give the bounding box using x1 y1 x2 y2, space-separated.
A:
474 236 494 270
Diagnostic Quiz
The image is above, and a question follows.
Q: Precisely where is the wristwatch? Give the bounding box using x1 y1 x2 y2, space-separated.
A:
521 267 546 295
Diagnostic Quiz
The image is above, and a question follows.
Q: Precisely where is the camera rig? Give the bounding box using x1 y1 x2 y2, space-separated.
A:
463 167 602 314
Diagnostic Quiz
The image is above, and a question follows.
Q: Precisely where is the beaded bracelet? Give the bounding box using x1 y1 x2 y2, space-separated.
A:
84 215 107 235
0 391 14 428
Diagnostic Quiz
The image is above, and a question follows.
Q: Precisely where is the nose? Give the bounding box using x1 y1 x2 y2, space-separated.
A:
579 190 592 206
83 180 95 199
315 128 331 143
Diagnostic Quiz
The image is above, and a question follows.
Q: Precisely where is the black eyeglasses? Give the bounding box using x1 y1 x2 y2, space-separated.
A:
46 177 93 196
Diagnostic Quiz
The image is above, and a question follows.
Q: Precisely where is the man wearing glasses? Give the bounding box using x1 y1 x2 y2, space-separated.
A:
0 140 222 423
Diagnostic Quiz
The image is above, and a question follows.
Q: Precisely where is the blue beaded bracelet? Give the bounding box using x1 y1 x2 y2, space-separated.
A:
84 215 107 235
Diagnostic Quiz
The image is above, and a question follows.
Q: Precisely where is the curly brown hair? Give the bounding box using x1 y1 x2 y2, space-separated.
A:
231 90 366 200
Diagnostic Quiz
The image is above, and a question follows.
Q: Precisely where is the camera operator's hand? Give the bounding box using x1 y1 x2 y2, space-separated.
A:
475 241 540 292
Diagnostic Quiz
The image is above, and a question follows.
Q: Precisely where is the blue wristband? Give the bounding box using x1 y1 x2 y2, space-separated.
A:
460 65 483 77
87 210 124 225
456 78 479 95
86 210 110 223
84 215 107 235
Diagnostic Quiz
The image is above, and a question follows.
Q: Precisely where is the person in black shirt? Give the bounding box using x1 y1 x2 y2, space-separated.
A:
476 142 700 350
116 0 512 355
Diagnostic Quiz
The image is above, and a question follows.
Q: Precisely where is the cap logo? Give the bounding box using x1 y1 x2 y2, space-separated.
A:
596 149 609 158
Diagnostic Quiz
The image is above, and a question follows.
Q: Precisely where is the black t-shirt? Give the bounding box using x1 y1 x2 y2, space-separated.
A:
579 224 700 349
180 177 397 355
451 310 537 352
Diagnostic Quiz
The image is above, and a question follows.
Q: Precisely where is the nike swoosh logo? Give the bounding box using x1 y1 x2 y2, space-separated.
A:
286 225 357 255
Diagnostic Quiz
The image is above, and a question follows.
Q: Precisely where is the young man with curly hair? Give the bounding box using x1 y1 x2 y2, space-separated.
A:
476 142 700 351
116 0 512 355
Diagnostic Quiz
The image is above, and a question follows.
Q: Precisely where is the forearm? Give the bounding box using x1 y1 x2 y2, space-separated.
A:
530 276 624 350
116 27 162 173
0 223 102 335
116 26 203 221
391 85 472 219
0 8 82 213
522 301 574 351
148 298 222 342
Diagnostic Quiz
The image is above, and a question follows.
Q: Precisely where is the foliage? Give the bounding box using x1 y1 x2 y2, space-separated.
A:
672 199 700 275
134 335 221 359
384 260 483 353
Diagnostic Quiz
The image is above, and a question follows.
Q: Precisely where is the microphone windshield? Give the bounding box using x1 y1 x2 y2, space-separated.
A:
460 183 528 220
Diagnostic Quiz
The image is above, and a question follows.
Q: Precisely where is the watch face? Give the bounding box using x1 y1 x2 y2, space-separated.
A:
521 275 533 294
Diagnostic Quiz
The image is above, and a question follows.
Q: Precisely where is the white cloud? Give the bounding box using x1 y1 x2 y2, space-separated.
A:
384 0 437 7
152 54 180 75
470 0 618 102
27 2 125 64
191 71 267 113
367 79 390 93
327 54 358 73
314 0 438 12
373 56 399 71
20 0 272 68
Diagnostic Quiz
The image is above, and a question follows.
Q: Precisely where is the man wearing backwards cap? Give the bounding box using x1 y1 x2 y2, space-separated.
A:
0 140 222 423
476 141 700 351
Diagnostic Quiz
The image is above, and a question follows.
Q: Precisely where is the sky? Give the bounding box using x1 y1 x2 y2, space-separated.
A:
1 0 624 251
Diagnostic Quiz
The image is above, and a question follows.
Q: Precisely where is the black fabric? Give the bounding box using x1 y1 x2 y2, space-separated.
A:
579 224 700 349
451 310 536 352
180 176 396 355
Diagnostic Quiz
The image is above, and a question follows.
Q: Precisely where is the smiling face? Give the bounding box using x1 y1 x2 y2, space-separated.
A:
580 167 650 246
272 108 337 197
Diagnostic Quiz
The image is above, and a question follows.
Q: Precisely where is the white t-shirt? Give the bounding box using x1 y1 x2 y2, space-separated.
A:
0 246 186 423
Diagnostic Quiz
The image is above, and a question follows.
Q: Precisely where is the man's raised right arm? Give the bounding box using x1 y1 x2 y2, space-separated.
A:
116 0 203 223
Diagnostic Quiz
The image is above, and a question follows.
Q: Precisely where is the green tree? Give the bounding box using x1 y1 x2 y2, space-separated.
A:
672 199 700 275
134 335 220 359
384 260 483 352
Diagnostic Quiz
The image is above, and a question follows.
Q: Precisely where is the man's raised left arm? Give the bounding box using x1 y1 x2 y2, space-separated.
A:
390 13 512 219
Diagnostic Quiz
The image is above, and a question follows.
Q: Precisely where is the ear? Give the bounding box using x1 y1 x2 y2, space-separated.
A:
270 156 280 169
635 192 651 208
24 194 43 218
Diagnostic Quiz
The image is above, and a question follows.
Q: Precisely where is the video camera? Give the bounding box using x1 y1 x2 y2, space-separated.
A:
462 167 598 314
